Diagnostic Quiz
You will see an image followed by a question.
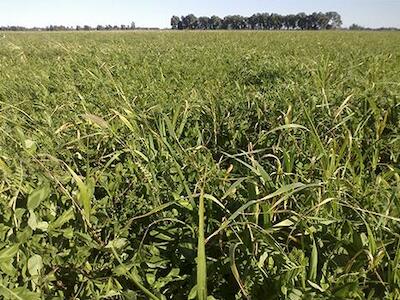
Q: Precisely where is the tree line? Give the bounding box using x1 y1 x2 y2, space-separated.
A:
171 12 343 30
0 23 144 31
349 24 400 31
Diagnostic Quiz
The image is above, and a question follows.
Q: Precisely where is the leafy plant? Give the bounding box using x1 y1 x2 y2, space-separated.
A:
0 31 399 299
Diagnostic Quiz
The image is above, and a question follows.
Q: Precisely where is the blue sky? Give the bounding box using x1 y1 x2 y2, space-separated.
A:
0 0 399 28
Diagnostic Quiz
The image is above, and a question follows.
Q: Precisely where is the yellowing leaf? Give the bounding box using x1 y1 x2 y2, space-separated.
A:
273 219 294 228
82 113 109 128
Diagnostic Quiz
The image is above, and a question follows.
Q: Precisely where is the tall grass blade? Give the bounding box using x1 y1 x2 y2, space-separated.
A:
197 190 207 300
66 165 91 223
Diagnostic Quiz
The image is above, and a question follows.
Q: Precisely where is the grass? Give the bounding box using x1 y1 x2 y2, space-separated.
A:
0 30 399 299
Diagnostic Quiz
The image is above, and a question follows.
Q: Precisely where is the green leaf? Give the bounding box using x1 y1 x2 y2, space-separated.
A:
0 158 11 175
307 280 325 292
197 191 207 300
221 178 246 200
203 194 226 210
288 289 303 300
229 243 248 298
0 285 41 300
24 139 37 154
207 183 321 243
27 212 38 230
309 238 318 282
28 254 43 276
188 285 197 300
106 238 127 249
0 261 17 277
110 247 160 300
334 282 359 298
365 221 377 255
66 165 91 223
28 212 49 232
112 109 136 132
146 273 156 285
122 290 138 300
49 208 75 230
0 244 19 262
27 184 50 211
0 245 19 276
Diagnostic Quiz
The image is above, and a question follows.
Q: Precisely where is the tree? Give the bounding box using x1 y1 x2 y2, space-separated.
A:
270 13 283 30
198 16 210 30
260 13 271 30
178 19 184 30
182 14 198 29
223 15 246 29
209 15 222 29
349 24 365 30
131 22 136 29
170 12 343 31
309 13 320 30
316 12 330 29
248 14 258 30
285 14 297 30
221 16 230 29
326 11 342 29
296 13 307 30
171 16 180 30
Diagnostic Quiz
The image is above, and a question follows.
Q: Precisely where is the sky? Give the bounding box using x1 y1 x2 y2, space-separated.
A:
0 0 399 29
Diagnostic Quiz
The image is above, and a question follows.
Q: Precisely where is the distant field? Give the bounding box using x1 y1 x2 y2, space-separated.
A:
0 31 399 299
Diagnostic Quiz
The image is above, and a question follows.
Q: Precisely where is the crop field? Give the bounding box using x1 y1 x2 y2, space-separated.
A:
0 31 399 299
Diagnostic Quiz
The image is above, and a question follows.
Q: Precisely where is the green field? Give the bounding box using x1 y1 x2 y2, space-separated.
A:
0 31 399 299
